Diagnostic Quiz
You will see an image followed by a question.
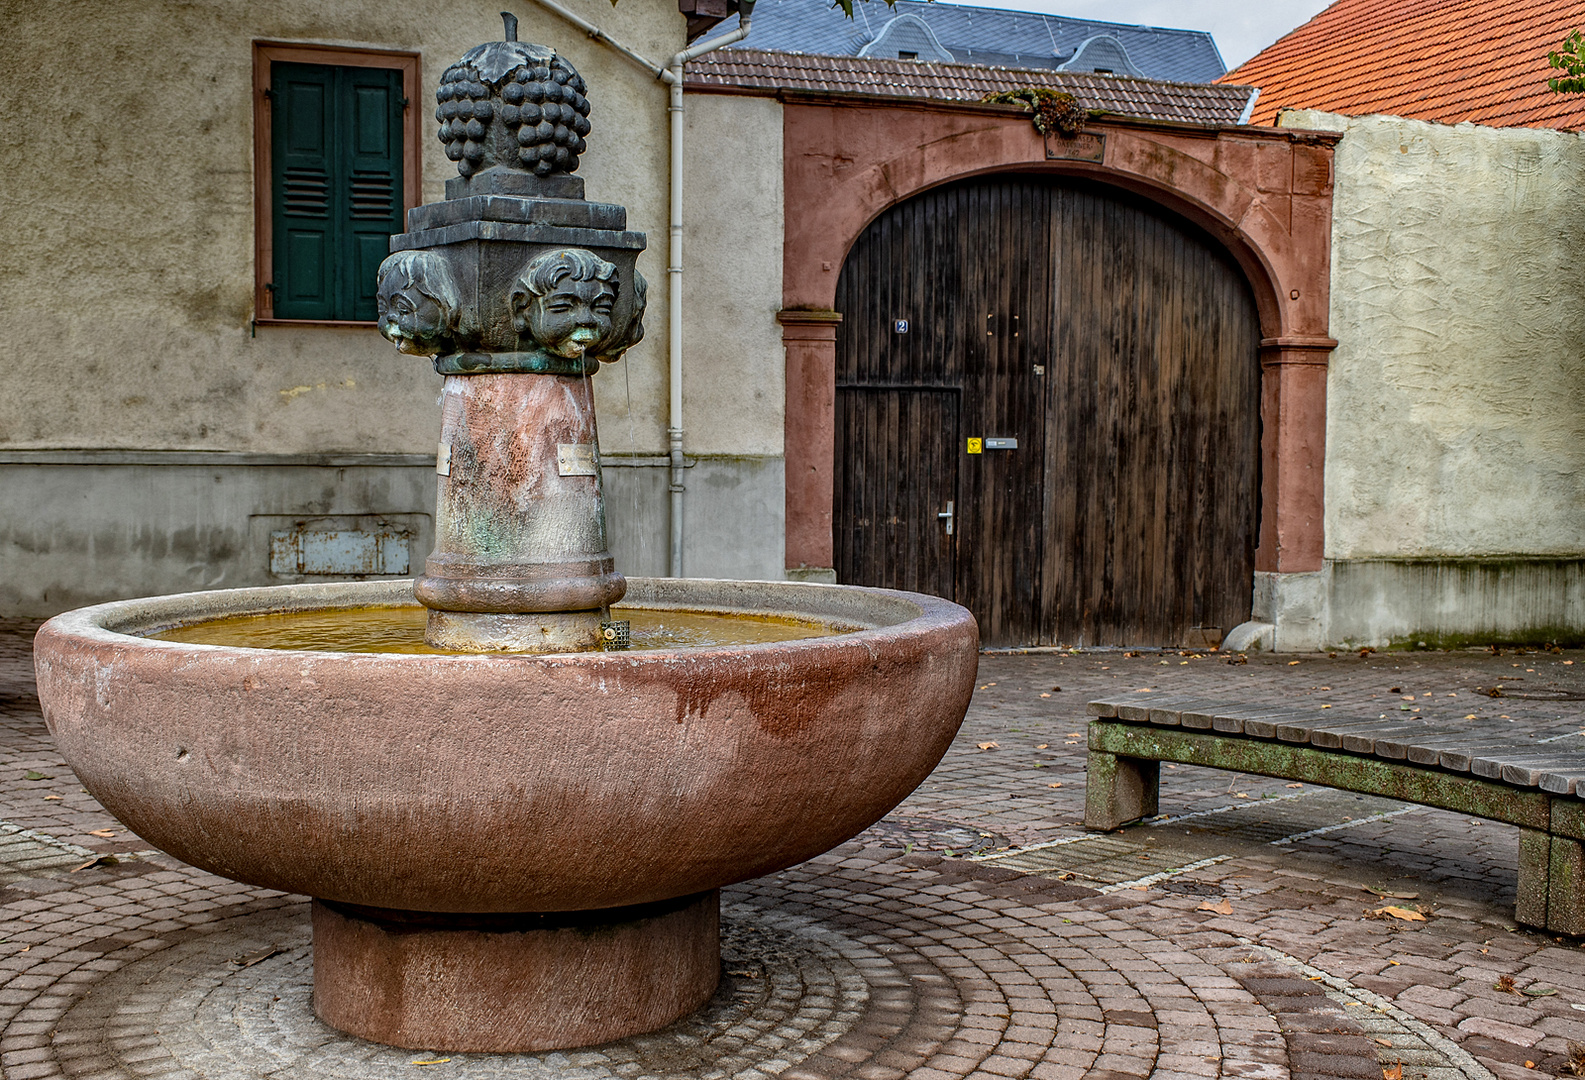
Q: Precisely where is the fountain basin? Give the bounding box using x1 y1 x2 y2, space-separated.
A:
33 577 977 1049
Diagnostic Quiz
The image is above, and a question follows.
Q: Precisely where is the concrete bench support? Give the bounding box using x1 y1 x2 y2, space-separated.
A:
1085 752 1159 831
1085 719 1580 935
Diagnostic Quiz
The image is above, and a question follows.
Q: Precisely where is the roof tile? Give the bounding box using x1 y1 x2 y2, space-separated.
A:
1222 0 1585 129
689 48 1257 126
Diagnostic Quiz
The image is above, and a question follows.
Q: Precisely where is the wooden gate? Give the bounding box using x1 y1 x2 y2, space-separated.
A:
834 175 1262 647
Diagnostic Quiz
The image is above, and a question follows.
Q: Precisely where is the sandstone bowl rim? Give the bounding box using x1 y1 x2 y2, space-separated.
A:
39 577 973 661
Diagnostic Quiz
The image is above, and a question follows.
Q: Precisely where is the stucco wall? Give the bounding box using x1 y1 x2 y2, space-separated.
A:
679 92 784 457
1286 110 1585 560
0 0 682 456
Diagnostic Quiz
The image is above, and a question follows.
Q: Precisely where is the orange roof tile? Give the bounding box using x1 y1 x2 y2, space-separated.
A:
1220 0 1585 129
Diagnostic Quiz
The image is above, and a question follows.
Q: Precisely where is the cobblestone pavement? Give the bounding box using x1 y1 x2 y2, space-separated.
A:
2 617 1585 1080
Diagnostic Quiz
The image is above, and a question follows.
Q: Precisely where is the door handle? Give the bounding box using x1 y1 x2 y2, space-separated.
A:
938 501 954 536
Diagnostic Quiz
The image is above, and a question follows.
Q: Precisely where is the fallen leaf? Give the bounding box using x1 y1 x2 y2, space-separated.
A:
976 741 999 750
1525 1062 1535 1070
1374 1038 1392 1047
1364 887 1420 900
411 1059 452 1066
43 795 60 801
1371 906 1425 922
1320 704 1332 709
1198 899 1233 915
231 945 284 969
1047 782 1063 788
70 856 118 873
23 771 47 781
1066 732 1083 737
1050 686 1062 692
1522 985 1558 997
1285 783 1303 788
1037 743 1049 749
1039 693 1051 698
88 829 116 838
1288 660 1301 666
1383 1064 1403 1080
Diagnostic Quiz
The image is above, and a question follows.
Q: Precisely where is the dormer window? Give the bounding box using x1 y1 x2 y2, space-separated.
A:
898 50 918 59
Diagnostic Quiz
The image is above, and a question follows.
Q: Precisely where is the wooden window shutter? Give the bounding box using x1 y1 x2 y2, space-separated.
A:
270 62 404 321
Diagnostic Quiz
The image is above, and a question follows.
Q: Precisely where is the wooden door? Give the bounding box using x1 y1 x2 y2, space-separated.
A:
834 389 957 599
834 174 1261 647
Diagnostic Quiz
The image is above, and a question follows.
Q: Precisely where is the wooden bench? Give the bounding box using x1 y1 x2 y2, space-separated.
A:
1084 695 1585 934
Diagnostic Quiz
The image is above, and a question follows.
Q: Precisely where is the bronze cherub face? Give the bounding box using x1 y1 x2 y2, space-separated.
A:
510 249 617 360
376 251 462 357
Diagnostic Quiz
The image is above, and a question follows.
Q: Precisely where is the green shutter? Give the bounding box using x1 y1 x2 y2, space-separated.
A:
271 62 404 321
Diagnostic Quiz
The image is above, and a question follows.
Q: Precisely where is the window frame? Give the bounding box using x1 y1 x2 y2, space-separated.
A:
253 42 422 327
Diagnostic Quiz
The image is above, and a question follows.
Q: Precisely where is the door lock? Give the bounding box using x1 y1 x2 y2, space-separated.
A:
938 501 954 536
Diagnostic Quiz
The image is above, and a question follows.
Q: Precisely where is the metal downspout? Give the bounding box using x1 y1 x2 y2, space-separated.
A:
520 0 752 576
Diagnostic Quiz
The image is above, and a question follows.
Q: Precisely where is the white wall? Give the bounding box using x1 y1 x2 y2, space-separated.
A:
1284 110 1585 561
1269 110 1585 648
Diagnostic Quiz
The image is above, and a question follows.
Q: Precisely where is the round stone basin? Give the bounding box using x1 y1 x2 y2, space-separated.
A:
33 577 977 1051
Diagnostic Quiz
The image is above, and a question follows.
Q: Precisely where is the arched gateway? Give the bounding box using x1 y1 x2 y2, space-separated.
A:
776 102 1339 648
834 175 1262 646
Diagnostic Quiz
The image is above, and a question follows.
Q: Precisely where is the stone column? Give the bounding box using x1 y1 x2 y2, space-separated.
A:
1257 336 1334 573
1255 336 1335 650
778 309 842 581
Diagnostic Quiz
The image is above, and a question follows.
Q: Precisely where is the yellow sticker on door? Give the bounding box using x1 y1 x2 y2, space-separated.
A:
966 438 983 454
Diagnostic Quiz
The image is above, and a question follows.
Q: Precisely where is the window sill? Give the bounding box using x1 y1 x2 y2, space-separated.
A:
253 318 379 329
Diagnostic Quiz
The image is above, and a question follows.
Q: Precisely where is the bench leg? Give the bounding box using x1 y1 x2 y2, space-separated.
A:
1085 751 1159 831
1517 829 1550 930
1547 835 1585 936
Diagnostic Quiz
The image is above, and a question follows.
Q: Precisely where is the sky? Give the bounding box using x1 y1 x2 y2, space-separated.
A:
943 0 1336 70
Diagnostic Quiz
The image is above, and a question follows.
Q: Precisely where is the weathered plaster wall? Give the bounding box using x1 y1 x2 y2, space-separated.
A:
1288 110 1585 560
679 92 785 458
0 0 681 455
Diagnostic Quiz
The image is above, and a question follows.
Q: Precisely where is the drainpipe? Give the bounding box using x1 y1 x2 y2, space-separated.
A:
522 0 753 576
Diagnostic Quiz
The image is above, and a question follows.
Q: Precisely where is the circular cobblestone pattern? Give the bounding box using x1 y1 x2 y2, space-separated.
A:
50 901 889 1080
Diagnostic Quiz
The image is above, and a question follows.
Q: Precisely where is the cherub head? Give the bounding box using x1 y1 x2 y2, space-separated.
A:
376 251 462 357
510 248 618 359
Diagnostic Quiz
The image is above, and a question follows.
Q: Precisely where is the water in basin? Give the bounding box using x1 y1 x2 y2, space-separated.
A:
150 605 851 654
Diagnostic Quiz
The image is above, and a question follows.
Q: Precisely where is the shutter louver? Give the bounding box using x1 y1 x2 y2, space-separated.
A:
270 62 404 321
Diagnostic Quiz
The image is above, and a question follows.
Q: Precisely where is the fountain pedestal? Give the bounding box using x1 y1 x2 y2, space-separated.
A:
417 372 624 653
312 892 720 1052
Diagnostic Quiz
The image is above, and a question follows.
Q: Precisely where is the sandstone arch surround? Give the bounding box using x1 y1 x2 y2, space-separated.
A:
777 98 1340 603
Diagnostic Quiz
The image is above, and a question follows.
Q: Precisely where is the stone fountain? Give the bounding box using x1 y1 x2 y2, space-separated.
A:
31 17 977 1057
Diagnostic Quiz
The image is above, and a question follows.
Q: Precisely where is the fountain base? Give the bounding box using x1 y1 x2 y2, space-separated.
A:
423 607 607 653
311 891 721 1052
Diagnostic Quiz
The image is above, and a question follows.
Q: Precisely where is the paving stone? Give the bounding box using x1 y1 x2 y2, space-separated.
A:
2 624 1584 1078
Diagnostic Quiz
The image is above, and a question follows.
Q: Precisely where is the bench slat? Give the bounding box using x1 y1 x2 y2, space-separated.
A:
1205 708 1314 737
1338 721 1452 756
1541 769 1585 796
1471 752 1585 787
1401 734 1528 767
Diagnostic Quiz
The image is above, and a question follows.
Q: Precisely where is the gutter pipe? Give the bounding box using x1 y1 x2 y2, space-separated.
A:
523 0 753 577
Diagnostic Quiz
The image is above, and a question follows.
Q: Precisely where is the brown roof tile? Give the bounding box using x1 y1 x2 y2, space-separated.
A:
1222 0 1585 129
688 48 1258 126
